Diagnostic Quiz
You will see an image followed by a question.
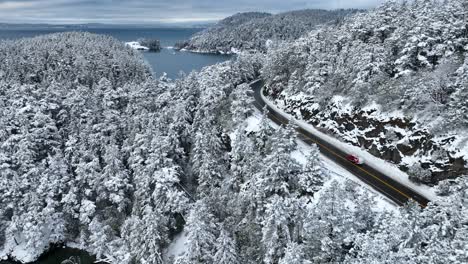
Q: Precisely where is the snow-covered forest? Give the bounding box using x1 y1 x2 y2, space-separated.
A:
0 0 468 263
175 9 360 54
262 0 468 184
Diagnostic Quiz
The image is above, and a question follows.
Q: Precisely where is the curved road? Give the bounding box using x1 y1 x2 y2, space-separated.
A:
250 80 430 207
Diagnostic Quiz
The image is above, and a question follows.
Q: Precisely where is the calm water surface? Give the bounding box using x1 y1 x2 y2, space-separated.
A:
0 27 231 79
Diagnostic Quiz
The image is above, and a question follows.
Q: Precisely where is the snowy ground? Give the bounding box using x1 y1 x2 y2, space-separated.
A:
165 231 189 262
260 89 438 201
0 237 43 263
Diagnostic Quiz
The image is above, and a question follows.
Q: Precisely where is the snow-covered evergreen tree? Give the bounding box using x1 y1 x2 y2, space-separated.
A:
279 242 311 264
176 200 218 264
296 144 328 195
213 228 239 264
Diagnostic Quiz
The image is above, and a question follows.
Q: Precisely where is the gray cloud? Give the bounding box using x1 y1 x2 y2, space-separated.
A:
0 0 385 24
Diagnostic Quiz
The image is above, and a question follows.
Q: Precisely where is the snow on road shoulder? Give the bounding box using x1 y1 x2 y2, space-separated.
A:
260 89 437 201
248 110 396 211
293 140 397 212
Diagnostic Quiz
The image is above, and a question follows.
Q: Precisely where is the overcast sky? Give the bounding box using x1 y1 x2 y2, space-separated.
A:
0 0 385 24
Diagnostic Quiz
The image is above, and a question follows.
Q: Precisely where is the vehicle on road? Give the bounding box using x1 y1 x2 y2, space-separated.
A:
346 154 364 165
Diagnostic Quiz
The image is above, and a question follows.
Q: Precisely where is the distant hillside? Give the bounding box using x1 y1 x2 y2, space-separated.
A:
175 9 360 54
216 12 272 27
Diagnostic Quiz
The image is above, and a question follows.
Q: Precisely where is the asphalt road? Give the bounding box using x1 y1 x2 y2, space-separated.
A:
250 80 430 207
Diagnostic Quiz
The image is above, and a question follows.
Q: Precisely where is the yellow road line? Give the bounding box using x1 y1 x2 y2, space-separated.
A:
253 101 425 206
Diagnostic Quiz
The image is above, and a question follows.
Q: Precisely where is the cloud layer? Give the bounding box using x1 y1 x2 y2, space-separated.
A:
0 0 385 24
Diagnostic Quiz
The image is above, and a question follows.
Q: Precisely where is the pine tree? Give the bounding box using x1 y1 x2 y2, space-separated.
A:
213 228 239 264
122 207 167 264
151 167 189 215
261 195 292 264
296 144 327 195
303 180 375 263
254 107 275 156
229 127 255 192
101 143 131 212
191 128 226 198
87 218 113 260
177 200 218 264
257 123 301 199
230 83 254 127
279 242 311 264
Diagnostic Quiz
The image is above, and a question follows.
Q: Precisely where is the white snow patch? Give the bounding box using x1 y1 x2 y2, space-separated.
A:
401 155 421 167
230 47 241 54
11 245 37 263
165 230 189 261
445 134 468 162
361 101 381 112
330 95 354 115
0 238 41 263
245 115 261 133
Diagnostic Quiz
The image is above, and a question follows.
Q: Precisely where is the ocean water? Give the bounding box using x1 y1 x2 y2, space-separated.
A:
0 27 232 79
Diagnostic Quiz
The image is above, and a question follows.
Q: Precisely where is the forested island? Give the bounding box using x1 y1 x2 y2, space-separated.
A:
0 0 467 263
175 9 361 54
137 38 162 52
126 38 162 52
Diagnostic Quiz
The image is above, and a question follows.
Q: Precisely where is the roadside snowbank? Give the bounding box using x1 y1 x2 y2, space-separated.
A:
295 140 397 211
260 89 438 201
